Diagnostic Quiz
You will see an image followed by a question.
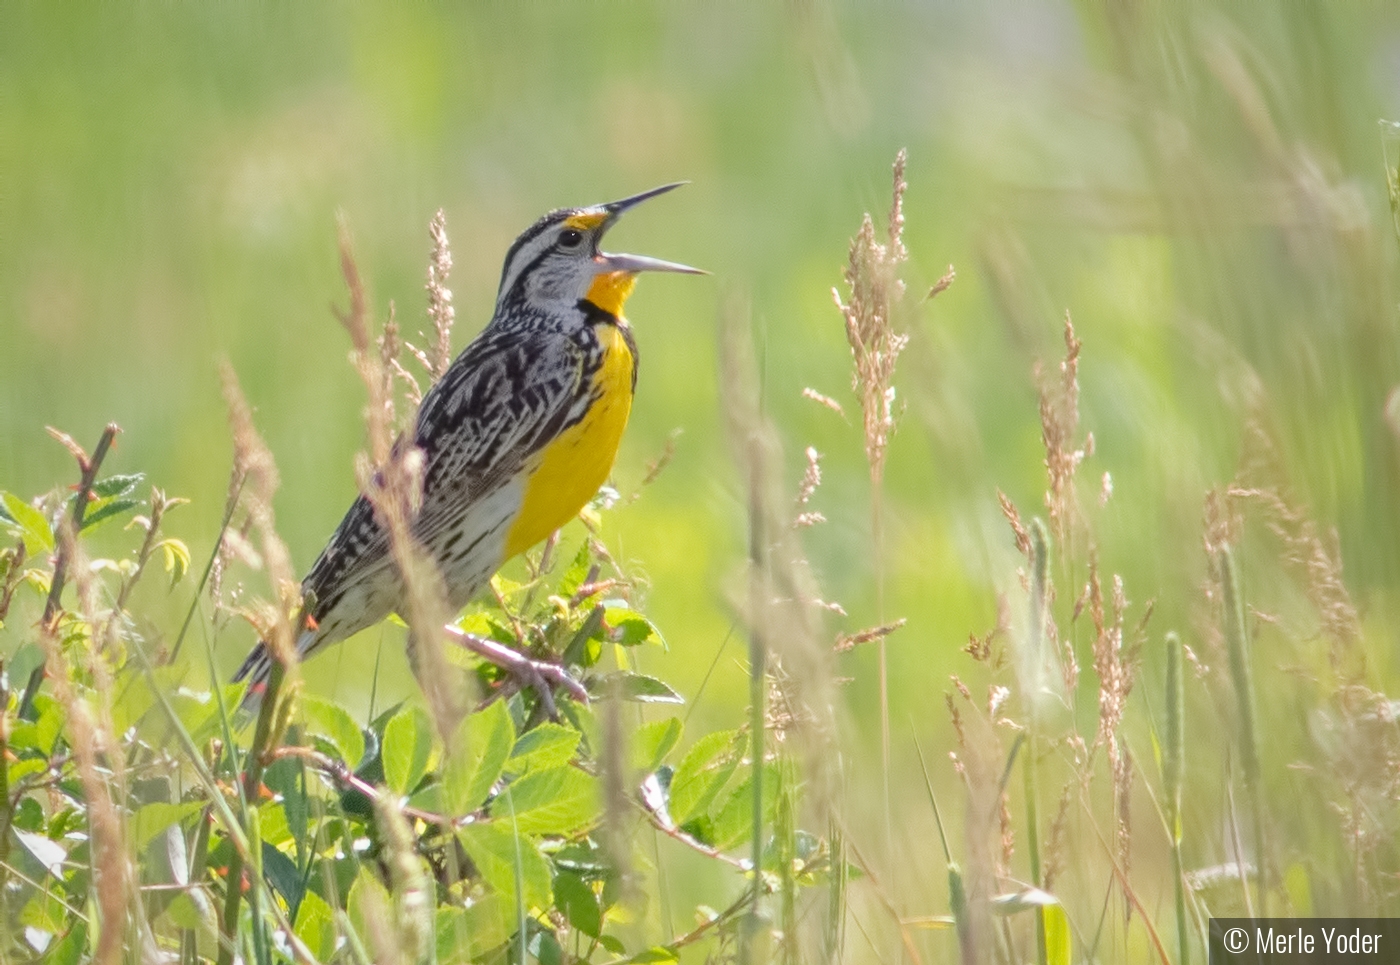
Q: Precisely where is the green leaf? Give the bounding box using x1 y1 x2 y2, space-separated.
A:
9 696 63 756
434 907 470 965
559 700 602 758
554 871 602 938
489 573 528 604
454 896 511 961
14 829 66 879
556 541 593 600
382 705 435 796
669 729 746 826
158 538 191 588
1043 902 1072 965
18 889 67 933
8 761 47 795
257 800 292 848
346 866 392 950
261 842 305 917
709 764 779 850
167 685 244 747
622 948 680 964
535 931 564 965
552 839 611 878
443 698 515 814
129 801 203 854
88 473 144 499
294 890 336 963
263 758 307 851
602 672 683 704
456 823 552 912
508 722 580 773
79 497 141 532
501 766 598 835
604 606 665 647
300 695 367 769
455 610 518 645
1 493 53 555
630 717 682 774
111 671 159 738
562 605 606 668
164 892 210 931
47 922 87 965
438 904 509 965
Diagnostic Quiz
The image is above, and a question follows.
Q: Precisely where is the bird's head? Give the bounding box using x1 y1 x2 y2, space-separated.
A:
495 182 704 318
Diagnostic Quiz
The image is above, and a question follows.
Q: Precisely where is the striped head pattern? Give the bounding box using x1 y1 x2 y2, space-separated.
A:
493 182 704 321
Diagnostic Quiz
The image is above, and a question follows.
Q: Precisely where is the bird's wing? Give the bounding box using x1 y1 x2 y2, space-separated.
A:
300 325 589 621
413 325 591 538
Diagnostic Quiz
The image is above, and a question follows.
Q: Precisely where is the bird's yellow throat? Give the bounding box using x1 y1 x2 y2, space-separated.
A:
503 275 639 559
585 270 637 317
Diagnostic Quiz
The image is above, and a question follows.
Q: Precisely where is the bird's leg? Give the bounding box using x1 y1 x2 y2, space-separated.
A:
443 625 589 719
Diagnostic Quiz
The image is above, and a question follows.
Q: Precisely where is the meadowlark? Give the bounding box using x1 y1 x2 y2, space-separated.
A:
234 183 702 699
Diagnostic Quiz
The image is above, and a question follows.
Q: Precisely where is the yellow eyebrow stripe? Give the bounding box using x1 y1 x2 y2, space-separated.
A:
563 211 608 231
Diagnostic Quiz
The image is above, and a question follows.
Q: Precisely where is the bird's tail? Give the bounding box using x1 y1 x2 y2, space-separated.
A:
233 625 315 717
232 640 276 712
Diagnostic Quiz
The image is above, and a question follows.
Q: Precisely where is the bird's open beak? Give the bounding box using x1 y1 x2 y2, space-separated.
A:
602 181 689 216
596 182 708 276
600 251 707 275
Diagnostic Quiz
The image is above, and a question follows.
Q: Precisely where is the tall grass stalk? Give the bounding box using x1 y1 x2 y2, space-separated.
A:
913 729 970 965
723 288 839 962
1164 632 1188 965
835 149 911 857
215 362 304 965
221 660 286 965
1219 544 1266 915
776 756 799 965
825 819 847 965
1025 520 1050 965
334 221 463 741
168 470 245 665
742 436 770 965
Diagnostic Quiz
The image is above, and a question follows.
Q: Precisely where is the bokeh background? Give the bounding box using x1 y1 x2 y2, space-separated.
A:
6 2 1400 959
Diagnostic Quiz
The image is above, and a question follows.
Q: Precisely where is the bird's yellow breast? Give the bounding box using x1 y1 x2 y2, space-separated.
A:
504 320 634 558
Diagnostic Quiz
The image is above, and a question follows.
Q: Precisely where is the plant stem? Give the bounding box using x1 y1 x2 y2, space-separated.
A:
870 479 892 865
19 423 120 718
914 729 971 965
0 663 9 913
1220 545 1266 916
1027 520 1049 965
825 817 847 965
218 659 286 965
741 437 768 965
778 757 798 965
170 472 245 664
1164 631 1189 965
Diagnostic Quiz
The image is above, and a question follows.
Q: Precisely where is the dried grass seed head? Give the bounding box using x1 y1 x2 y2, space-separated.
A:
1038 312 1090 544
836 149 912 481
219 362 300 671
425 208 455 381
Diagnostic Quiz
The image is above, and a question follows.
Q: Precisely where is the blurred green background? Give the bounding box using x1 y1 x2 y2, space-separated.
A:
5 1 1400 954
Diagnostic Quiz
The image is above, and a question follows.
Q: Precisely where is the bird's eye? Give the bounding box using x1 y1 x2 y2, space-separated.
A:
558 228 584 249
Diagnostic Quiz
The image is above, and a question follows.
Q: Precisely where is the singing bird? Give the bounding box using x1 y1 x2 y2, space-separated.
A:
235 184 702 699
